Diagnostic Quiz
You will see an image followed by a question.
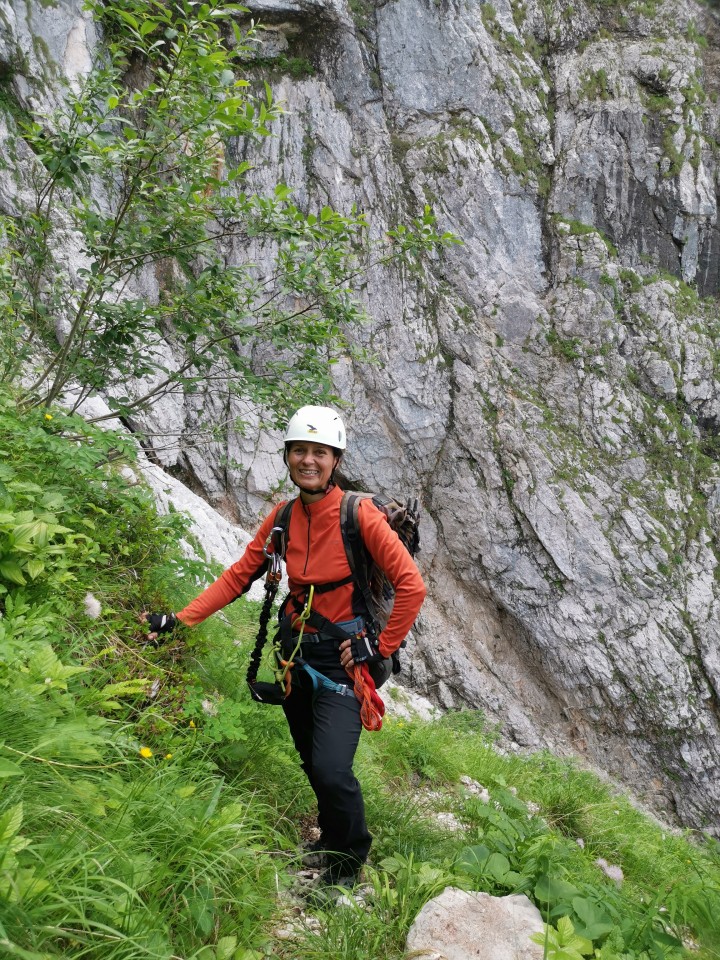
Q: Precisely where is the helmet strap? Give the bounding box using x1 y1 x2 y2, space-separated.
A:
298 478 336 497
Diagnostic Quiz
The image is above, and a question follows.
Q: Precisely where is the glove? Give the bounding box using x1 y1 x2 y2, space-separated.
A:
350 632 384 665
145 612 178 636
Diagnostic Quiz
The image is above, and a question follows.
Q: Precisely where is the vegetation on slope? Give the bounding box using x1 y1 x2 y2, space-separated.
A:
1 387 719 960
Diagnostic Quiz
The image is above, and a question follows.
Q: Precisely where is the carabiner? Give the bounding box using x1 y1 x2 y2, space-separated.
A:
265 552 282 588
263 525 286 589
263 525 286 559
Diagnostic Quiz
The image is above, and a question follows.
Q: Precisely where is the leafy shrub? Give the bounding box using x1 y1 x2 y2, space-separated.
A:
0 390 284 957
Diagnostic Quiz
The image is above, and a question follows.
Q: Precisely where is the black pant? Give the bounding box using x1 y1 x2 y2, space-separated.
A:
281 638 371 874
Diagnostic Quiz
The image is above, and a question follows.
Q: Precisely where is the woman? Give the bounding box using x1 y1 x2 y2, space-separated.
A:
145 405 426 892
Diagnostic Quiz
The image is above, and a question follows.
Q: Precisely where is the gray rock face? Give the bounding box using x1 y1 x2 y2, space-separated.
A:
2 0 720 833
405 887 545 960
0 0 95 99
553 33 719 293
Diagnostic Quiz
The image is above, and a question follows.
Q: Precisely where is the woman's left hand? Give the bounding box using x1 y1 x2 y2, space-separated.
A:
339 638 355 670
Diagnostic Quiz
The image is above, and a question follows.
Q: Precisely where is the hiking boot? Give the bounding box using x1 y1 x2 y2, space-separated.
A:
299 838 328 869
307 867 361 909
318 864 360 887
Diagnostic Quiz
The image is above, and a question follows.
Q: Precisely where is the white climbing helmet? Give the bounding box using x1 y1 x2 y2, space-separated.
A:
284 405 347 450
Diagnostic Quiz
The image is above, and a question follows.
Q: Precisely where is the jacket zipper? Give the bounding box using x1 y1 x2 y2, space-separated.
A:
302 501 311 576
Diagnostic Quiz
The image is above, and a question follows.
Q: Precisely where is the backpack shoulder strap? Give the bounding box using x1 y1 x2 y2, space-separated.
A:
340 491 374 574
340 492 380 632
273 498 296 558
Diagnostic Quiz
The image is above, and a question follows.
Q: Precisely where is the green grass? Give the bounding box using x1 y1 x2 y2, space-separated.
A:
1 384 720 959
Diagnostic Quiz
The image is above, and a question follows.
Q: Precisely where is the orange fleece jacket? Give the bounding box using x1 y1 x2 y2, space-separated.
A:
177 484 426 658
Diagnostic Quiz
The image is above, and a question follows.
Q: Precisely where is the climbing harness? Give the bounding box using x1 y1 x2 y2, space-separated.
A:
273 491 421 684
246 533 353 707
245 491 420 730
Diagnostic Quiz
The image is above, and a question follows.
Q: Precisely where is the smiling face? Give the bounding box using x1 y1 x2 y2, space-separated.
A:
286 441 340 499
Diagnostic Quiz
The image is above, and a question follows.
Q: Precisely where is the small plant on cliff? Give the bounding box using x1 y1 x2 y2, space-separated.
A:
1 0 454 430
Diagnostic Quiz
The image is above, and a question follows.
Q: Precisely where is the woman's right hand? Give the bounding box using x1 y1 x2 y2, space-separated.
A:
140 612 178 642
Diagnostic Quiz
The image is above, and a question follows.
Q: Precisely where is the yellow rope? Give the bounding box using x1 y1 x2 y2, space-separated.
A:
277 584 315 683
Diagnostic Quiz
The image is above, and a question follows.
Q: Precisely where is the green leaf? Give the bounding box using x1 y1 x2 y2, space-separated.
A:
457 844 490 870
571 897 615 941
0 802 23 843
203 780 224 822
553 950 586 960
216 937 238 960
651 930 683 948
188 881 216 935
3 866 49 903
556 917 594 956
0 936 49 958
0 758 24 778
26 559 45 580
28 644 88 684
530 932 551 948
0 559 26 585
535 873 580 904
116 9 139 29
99 678 149 698
12 520 43 547
194 948 215 960
485 852 511 881
40 492 66 510
12 483 42 495
139 19 157 36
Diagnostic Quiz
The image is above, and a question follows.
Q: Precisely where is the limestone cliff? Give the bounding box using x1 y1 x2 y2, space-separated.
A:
1 0 719 832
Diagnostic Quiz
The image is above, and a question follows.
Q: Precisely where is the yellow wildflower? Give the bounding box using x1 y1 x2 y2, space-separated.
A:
44 414 53 420
189 719 196 729
139 746 153 759
165 753 173 760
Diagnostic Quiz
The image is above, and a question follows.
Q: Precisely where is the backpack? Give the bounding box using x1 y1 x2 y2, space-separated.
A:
340 492 421 636
275 491 421 678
